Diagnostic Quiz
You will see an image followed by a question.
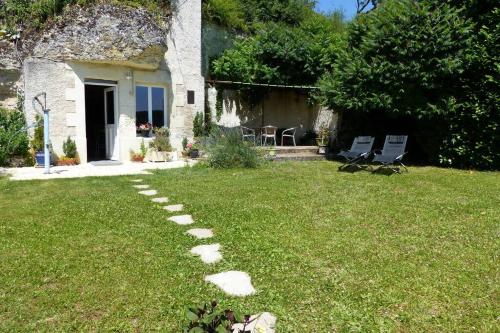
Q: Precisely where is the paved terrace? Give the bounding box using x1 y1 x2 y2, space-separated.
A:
2 160 196 181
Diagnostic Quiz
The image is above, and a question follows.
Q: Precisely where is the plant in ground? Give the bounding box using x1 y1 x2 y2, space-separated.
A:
183 301 250 333
203 127 260 168
0 107 30 166
30 114 44 153
62 136 77 158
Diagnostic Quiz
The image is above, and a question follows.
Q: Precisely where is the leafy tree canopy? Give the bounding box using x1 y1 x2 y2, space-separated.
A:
211 10 346 85
320 0 499 169
203 0 315 31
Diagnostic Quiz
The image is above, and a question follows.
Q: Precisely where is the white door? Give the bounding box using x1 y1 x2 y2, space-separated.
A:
104 87 119 160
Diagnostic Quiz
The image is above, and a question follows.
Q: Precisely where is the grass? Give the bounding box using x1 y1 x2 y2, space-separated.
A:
0 161 498 332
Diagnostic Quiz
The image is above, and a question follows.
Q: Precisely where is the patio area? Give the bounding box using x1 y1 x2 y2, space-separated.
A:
3 160 196 181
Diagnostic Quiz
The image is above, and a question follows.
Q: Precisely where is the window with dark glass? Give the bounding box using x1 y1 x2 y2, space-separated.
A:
135 86 166 136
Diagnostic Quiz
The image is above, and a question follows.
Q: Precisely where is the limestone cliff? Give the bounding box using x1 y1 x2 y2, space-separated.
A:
0 2 170 108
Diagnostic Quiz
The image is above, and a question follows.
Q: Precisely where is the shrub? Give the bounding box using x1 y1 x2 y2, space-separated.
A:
193 112 205 138
62 136 77 158
30 114 44 152
204 126 260 168
0 107 30 166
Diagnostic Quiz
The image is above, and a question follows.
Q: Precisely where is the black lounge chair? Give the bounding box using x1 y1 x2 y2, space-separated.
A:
372 135 408 173
337 136 375 169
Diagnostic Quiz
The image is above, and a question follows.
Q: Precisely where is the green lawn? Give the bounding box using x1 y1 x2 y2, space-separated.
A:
0 162 498 332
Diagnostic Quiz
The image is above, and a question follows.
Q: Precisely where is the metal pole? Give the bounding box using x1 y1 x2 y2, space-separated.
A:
43 109 50 174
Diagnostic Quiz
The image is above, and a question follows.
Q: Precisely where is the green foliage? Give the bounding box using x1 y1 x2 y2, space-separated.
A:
182 137 188 151
212 13 346 86
183 301 246 333
62 136 77 158
0 0 172 31
193 112 205 138
140 139 147 157
202 0 246 31
204 127 260 168
215 89 223 121
149 127 172 152
202 0 314 31
320 0 499 169
30 114 44 152
0 107 30 166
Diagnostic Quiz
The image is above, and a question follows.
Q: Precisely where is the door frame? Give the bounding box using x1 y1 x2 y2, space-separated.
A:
84 81 119 161
103 86 119 160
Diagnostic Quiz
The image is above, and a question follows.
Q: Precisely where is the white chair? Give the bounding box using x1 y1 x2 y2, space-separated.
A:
240 126 256 144
281 127 297 146
261 126 277 146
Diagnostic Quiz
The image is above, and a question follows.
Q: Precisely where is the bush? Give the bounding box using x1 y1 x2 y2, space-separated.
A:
62 136 77 158
204 127 260 168
320 0 499 169
30 114 44 152
0 107 30 166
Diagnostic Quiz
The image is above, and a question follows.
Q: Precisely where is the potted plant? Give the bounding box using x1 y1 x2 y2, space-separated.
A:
148 127 173 162
136 122 152 137
186 142 200 158
316 126 330 155
130 140 147 162
31 114 51 166
57 136 79 166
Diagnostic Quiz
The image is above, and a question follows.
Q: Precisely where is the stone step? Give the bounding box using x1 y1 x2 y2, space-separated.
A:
274 153 326 161
275 146 318 154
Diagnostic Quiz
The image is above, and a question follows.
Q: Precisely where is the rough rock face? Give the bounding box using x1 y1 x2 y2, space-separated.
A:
31 3 169 69
0 40 21 109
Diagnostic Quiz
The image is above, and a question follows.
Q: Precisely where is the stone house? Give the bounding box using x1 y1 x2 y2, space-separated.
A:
1 1 204 163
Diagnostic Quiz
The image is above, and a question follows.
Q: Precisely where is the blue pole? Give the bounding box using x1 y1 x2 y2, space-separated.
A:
43 109 50 174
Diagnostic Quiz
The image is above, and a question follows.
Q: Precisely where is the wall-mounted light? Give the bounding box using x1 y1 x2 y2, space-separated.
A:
125 70 133 80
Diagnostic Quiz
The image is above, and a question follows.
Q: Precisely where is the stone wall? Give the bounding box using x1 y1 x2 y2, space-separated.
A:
166 0 205 148
206 86 338 143
0 40 22 109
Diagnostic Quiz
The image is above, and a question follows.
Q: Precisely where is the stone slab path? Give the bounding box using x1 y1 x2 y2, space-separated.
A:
138 190 157 196
190 244 222 264
163 204 183 212
168 215 194 225
186 228 213 239
205 271 256 297
130 179 143 182
151 197 169 203
133 184 150 189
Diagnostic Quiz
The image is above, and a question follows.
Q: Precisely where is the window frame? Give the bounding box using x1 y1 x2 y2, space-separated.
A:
135 84 168 137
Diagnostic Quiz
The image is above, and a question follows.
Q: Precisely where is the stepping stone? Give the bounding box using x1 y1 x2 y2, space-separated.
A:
232 312 277 333
133 184 150 189
168 215 194 225
163 204 183 212
152 197 169 203
138 190 157 196
205 271 256 297
130 179 143 183
190 244 222 264
186 228 213 239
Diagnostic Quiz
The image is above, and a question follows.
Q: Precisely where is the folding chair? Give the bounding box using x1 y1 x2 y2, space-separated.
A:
337 136 375 169
372 135 408 173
